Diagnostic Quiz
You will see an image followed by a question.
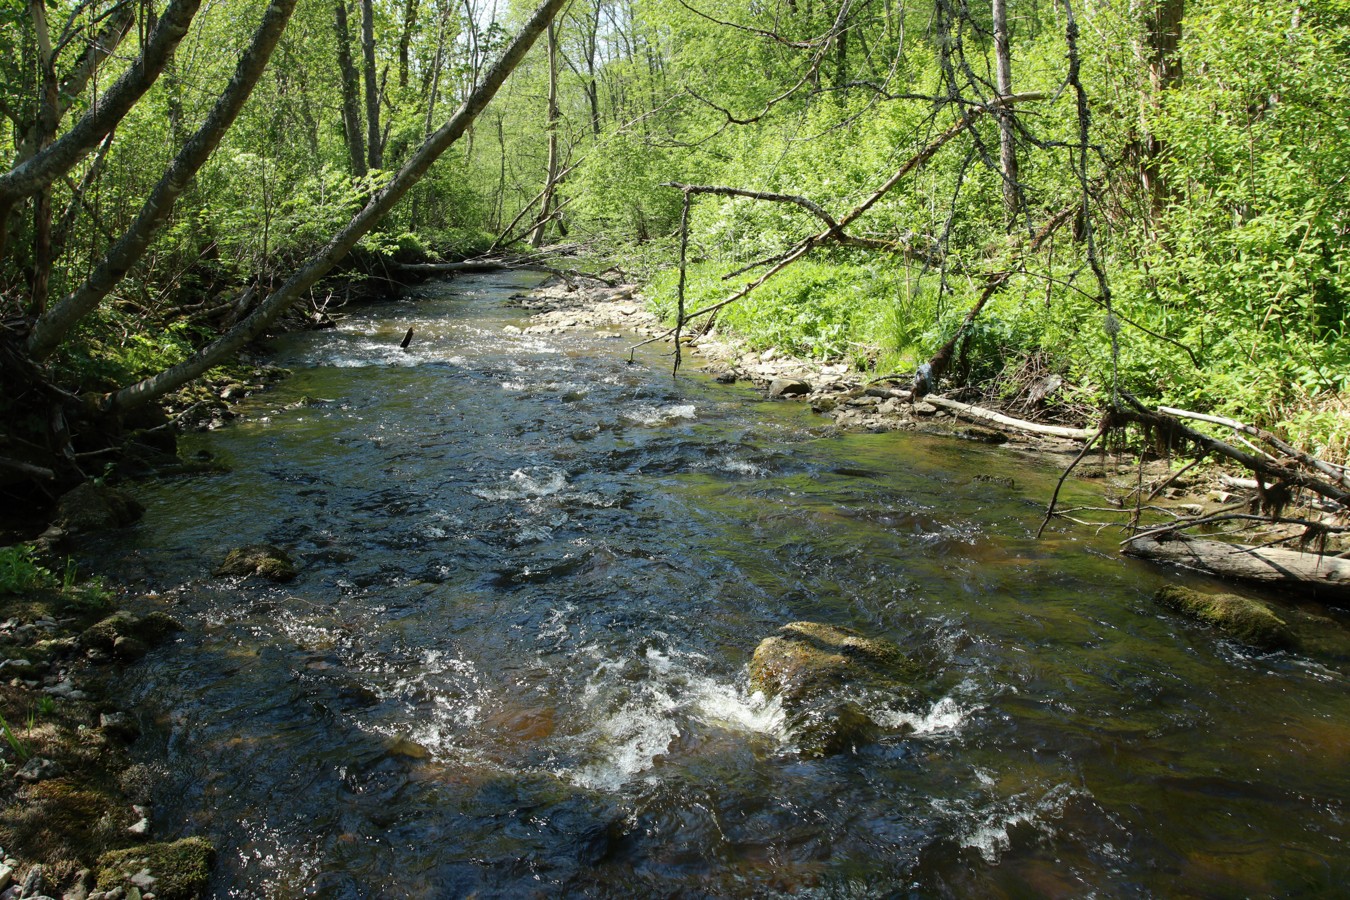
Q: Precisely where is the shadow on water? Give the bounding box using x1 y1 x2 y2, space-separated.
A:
82 272 1349 897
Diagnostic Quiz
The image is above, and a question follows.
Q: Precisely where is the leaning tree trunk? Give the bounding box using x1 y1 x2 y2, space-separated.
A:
0 0 203 211
26 0 300 362
104 0 570 413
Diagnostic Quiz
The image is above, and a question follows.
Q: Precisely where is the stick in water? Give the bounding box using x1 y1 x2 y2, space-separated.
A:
400 327 414 349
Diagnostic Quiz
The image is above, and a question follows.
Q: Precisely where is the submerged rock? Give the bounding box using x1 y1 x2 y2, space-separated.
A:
213 545 297 582
749 621 923 756
1154 585 1293 650
95 837 213 900
55 483 145 534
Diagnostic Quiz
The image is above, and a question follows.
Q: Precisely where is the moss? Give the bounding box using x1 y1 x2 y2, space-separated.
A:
1154 585 1294 650
81 611 183 658
55 484 144 534
213 545 297 582
0 779 130 864
748 622 923 757
96 837 214 900
749 621 918 702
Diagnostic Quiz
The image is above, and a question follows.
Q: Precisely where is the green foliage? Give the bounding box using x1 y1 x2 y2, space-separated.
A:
0 544 55 594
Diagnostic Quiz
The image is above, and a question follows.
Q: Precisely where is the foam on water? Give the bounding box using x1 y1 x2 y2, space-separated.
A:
875 696 976 735
471 467 569 501
623 404 697 426
562 647 786 792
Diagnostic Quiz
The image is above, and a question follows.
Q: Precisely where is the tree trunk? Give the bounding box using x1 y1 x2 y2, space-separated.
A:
0 0 203 208
28 0 59 314
1125 533 1350 598
529 20 560 248
104 0 570 412
398 0 420 89
334 0 368 177
361 0 383 169
26 0 300 361
1138 0 1184 206
992 0 1019 224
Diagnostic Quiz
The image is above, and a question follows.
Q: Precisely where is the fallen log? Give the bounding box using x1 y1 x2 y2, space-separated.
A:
925 396 1096 440
1125 533 1350 598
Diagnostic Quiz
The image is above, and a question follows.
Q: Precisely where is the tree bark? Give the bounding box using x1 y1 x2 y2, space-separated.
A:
28 0 59 314
398 0 420 89
27 0 300 361
992 0 1019 224
1138 0 1184 206
334 0 368 177
0 0 203 207
529 20 560 248
1125 533 1350 598
104 0 570 412
12 4 136 166
361 0 383 169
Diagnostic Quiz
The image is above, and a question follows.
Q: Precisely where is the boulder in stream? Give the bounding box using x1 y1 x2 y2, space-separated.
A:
1153 585 1293 650
749 621 923 756
213 544 297 582
55 483 145 533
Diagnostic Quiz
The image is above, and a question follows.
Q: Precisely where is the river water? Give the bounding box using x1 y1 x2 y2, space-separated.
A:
89 272 1347 897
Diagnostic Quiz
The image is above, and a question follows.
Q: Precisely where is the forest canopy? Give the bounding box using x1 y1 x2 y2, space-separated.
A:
2 0 1348 487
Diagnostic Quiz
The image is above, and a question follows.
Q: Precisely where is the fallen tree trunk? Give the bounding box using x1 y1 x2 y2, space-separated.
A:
925 396 1096 440
391 257 616 285
1125 533 1350 598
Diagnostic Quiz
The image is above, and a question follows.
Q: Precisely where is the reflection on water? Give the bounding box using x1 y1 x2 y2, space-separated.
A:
86 272 1349 897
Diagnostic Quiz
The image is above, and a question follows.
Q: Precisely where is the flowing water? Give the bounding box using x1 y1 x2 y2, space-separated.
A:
87 272 1348 897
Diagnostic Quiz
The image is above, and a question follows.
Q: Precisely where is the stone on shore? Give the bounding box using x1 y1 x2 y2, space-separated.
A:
56 484 145 534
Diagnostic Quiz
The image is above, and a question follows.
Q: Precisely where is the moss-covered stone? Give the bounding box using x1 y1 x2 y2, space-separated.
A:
1154 585 1293 650
96 837 214 900
81 611 183 660
749 622 923 756
55 483 145 534
213 544 297 582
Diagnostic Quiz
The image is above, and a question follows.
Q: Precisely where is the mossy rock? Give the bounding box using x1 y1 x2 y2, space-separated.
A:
55 483 145 533
749 622 923 756
81 611 183 659
213 544 297 582
96 837 214 900
1154 585 1293 650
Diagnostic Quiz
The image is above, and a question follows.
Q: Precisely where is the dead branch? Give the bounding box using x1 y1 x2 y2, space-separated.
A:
927 395 1097 440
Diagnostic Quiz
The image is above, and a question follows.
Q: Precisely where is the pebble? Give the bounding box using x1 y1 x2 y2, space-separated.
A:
0 866 10 891
16 757 66 783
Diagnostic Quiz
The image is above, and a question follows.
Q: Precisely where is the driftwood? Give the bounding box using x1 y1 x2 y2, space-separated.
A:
1125 533 1350 598
391 255 616 286
924 396 1096 440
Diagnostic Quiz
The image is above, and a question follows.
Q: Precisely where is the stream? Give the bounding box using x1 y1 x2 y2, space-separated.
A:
84 272 1348 897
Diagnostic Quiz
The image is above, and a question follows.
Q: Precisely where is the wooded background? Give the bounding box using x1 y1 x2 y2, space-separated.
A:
2 0 1347 482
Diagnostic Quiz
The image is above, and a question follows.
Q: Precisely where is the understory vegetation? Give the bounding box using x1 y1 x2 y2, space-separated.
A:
2 0 1348 496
